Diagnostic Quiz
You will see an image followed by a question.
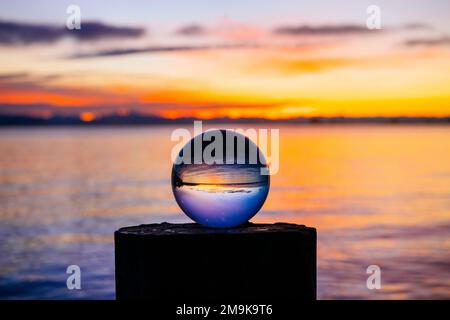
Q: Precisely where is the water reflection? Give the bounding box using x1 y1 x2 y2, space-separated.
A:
0 125 449 299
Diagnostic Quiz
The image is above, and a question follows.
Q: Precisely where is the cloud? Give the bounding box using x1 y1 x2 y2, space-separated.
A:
247 57 357 75
0 72 63 91
0 72 29 80
175 24 207 36
0 72 293 118
273 22 433 37
70 45 205 58
0 73 128 108
0 71 295 115
68 43 256 59
0 20 145 45
70 21 145 40
176 19 268 41
402 23 433 30
273 24 374 36
404 35 450 46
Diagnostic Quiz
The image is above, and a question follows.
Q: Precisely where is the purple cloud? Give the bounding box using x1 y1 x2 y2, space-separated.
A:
0 20 145 45
404 35 450 46
175 24 207 36
273 24 373 36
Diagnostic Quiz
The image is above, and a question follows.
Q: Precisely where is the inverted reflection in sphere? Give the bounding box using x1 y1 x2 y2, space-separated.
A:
171 129 270 228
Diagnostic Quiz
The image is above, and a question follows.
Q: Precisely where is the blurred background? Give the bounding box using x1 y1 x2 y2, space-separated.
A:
0 0 449 299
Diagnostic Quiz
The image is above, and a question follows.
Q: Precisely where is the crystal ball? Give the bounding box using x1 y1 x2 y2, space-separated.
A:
171 129 270 228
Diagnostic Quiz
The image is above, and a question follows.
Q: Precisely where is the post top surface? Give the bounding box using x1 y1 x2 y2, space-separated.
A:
116 222 316 237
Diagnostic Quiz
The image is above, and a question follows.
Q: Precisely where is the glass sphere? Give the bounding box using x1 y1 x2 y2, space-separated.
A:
171 129 270 228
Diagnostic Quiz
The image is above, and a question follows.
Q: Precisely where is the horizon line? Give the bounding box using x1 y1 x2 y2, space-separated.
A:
0 113 449 126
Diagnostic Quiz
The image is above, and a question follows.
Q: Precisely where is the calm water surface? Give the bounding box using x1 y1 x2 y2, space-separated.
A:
0 125 449 299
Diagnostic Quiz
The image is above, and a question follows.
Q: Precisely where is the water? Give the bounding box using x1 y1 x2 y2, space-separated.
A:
172 129 269 228
0 125 449 299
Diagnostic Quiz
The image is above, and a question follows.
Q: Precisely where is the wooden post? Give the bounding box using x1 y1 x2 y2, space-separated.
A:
115 222 316 301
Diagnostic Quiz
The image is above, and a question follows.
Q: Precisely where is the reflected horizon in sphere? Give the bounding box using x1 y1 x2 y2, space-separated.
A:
171 129 270 228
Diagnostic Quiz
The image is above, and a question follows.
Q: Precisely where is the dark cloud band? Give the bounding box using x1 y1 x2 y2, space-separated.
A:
175 24 207 36
0 20 145 45
404 36 450 46
68 43 255 59
273 24 373 36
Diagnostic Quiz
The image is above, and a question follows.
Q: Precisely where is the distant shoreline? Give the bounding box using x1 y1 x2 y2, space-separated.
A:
0 114 449 126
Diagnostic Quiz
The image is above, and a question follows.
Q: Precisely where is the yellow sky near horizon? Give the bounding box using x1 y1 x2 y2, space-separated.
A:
0 1 450 119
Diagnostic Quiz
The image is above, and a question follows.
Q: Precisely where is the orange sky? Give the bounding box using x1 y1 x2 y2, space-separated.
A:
0 1 450 119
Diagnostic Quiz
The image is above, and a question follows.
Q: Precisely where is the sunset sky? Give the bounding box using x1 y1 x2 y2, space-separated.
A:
0 0 449 120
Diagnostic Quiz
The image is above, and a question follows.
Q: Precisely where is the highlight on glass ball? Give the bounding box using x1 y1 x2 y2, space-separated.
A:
171 129 270 228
